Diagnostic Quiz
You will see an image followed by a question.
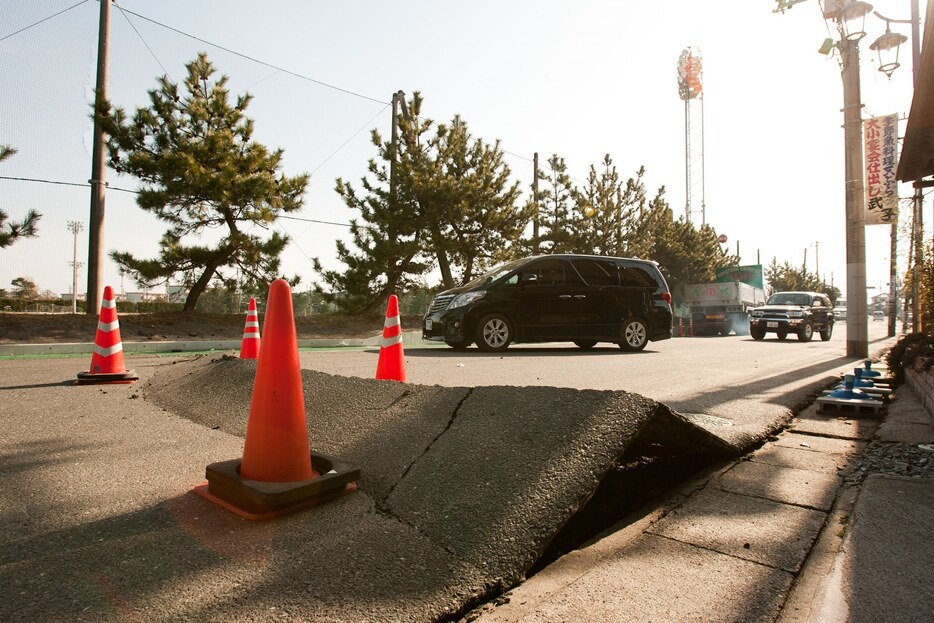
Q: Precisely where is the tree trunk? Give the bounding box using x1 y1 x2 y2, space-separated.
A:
182 252 230 312
429 221 454 289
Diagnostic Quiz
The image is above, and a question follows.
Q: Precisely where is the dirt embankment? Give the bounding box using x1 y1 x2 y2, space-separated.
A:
0 312 423 344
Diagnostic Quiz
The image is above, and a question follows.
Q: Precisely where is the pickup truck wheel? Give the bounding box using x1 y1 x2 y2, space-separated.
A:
618 318 649 352
797 322 814 342
777 331 788 341
750 326 766 340
475 314 512 352
820 324 833 341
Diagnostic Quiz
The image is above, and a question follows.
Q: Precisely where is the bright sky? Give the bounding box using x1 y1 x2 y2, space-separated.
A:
0 0 927 299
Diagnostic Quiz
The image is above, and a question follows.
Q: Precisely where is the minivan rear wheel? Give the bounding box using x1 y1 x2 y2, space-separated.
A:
475 314 512 352
618 318 649 352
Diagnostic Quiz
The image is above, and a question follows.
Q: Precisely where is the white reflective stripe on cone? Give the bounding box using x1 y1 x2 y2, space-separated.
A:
101 297 116 309
244 321 259 329
97 320 120 332
383 315 400 328
93 342 124 357
379 333 404 348
242 333 260 339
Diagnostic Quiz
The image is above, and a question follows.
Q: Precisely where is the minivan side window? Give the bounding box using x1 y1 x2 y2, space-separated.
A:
619 263 658 288
519 259 579 285
571 259 620 286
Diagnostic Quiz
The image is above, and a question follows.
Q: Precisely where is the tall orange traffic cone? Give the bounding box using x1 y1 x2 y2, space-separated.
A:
239 297 261 359
375 294 406 382
76 286 138 384
194 279 360 520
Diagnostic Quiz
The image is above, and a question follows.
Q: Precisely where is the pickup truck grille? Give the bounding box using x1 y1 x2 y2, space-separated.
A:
760 311 793 320
428 294 455 315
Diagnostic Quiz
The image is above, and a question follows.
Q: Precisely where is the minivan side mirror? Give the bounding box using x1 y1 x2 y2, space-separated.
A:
520 273 538 283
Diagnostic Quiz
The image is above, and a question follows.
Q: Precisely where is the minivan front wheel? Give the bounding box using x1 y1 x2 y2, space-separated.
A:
475 314 512 352
618 318 649 352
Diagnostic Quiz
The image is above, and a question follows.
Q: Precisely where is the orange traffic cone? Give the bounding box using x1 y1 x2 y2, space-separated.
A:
239 297 261 359
375 294 406 382
76 286 138 384
194 279 360 520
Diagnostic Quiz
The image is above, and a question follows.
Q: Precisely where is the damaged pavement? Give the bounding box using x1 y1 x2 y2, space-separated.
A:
2 353 743 622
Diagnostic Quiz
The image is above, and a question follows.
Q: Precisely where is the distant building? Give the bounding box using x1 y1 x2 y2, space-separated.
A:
166 284 188 303
124 291 166 303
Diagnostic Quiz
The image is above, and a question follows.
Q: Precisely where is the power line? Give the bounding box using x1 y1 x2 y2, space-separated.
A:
115 3 170 79
310 103 391 176
0 0 91 43
113 3 389 106
279 214 351 228
0 174 140 194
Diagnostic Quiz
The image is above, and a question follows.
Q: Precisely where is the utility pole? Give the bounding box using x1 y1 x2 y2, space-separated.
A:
841 36 868 358
67 221 84 314
811 241 820 276
389 90 401 212
86 0 111 316
532 152 539 253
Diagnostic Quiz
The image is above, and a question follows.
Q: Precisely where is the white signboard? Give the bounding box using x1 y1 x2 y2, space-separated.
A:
864 114 899 226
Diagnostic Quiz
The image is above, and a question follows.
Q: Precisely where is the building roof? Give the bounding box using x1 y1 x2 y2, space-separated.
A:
897 0 934 182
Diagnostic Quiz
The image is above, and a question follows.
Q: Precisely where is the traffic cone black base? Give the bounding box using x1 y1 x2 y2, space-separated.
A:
76 370 139 385
193 451 360 521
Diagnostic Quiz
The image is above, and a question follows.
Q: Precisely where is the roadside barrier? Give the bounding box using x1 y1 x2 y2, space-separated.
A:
194 279 360 520
239 297 261 359
375 294 406 382
75 285 138 385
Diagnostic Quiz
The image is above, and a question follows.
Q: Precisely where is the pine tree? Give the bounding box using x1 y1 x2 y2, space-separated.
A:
0 146 41 248
316 93 528 304
537 154 577 253
765 259 840 301
573 155 629 256
420 116 526 285
313 96 428 313
96 53 308 312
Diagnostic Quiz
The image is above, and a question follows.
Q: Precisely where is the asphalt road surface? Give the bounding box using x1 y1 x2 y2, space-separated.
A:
301 321 898 444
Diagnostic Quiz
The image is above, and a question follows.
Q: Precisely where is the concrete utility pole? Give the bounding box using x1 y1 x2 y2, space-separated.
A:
841 37 868 358
389 91 401 209
86 0 111 316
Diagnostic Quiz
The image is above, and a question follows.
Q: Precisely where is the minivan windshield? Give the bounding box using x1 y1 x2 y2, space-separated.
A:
767 292 811 306
461 258 527 289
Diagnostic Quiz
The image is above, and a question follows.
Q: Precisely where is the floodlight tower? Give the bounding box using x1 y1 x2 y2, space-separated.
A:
677 47 706 226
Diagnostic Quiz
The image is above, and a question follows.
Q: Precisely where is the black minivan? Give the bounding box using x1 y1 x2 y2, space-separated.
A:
422 254 673 352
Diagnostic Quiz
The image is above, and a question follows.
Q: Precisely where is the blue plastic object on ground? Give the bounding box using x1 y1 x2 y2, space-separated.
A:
862 359 882 378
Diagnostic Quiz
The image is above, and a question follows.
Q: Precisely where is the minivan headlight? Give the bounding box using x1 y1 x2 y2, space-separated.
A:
449 291 485 309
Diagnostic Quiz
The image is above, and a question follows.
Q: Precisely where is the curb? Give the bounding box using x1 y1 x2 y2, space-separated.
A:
0 330 429 357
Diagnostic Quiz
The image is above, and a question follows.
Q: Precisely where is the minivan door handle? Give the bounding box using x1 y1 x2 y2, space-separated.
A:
573 295 586 300
558 294 572 300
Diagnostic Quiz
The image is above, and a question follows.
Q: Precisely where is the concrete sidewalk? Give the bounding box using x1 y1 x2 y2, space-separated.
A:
472 382 934 622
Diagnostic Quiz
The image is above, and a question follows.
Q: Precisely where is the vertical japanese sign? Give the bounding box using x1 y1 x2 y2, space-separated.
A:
863 114 899 226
